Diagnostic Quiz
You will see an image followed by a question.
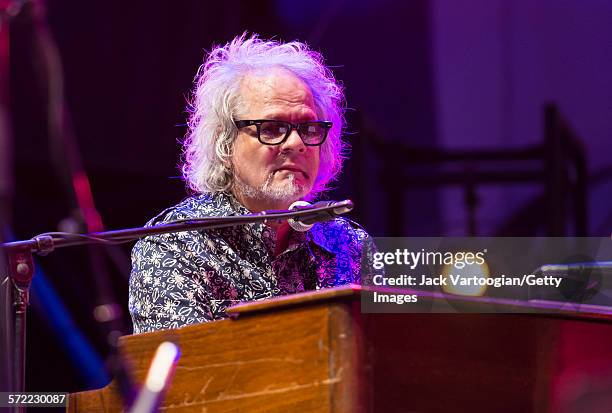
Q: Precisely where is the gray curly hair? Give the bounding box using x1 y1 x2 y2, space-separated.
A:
181 33 346 197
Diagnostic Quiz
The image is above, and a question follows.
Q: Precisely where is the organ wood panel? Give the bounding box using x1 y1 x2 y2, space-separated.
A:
68 286 612 412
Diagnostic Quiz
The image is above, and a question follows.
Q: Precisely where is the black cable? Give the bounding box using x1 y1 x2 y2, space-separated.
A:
0 0 28 395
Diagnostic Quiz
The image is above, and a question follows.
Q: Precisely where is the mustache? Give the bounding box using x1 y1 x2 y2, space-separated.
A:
273 156 309 178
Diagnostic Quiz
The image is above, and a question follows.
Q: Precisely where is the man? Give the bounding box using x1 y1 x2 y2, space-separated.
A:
129 34 372 333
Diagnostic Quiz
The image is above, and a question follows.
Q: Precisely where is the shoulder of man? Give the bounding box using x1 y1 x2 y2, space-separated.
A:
145 192 238 227
131 192 237 270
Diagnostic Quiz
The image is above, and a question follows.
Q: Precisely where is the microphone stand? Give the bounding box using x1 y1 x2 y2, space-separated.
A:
0 200 353 402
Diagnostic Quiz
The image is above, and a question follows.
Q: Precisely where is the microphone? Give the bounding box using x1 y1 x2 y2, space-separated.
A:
287 200 354 232
531 261 612 302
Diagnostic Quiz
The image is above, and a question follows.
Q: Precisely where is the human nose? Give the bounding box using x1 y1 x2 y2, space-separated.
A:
280 128 306 152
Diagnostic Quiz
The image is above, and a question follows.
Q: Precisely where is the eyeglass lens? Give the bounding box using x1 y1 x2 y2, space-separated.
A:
259 121 326 144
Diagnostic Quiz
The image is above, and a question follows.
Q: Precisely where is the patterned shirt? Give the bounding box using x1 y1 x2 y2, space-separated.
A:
129 191 373 333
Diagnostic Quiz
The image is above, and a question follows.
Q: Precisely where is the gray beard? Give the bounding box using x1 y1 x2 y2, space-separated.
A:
234 172 307 208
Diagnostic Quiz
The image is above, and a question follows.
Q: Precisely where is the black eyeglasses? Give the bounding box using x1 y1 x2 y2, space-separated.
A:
234 119 332 146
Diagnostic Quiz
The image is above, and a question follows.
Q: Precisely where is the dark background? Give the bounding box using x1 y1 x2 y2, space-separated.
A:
1 0 612 397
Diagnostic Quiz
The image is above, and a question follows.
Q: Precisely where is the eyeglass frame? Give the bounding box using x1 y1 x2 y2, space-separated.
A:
234 119 333 146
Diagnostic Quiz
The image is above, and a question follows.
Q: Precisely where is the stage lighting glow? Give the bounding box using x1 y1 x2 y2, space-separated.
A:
130 341 180 413
145 341 180 392
441 253 490 296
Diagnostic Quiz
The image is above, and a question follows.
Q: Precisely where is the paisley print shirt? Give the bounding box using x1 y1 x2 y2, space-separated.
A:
129 191 373 333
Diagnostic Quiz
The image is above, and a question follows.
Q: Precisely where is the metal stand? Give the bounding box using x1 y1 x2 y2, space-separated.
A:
6 246 34 413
